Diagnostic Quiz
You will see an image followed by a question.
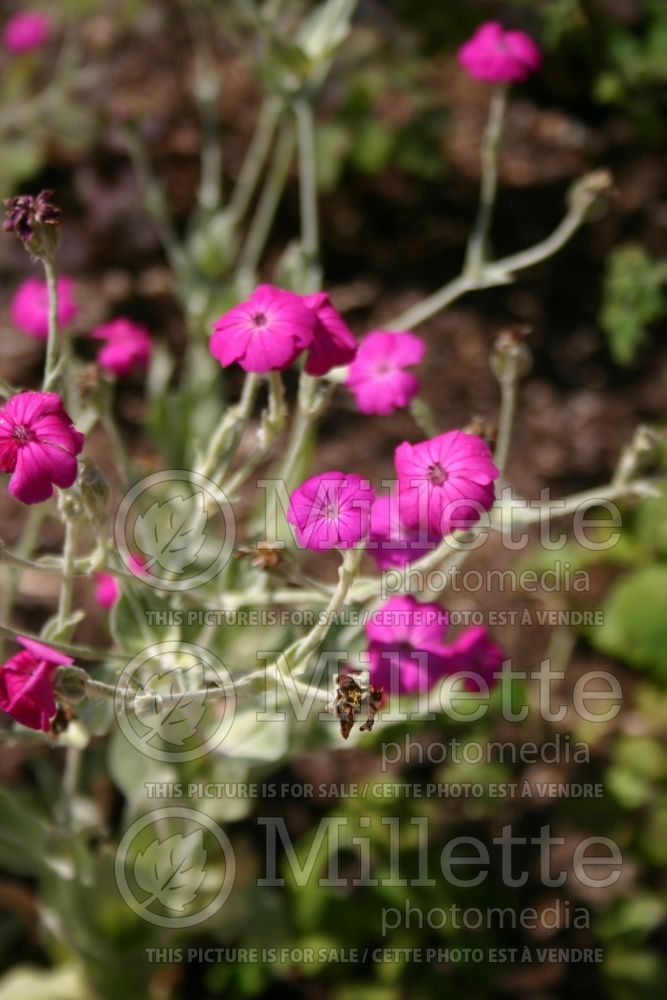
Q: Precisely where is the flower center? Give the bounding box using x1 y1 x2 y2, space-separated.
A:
324 502 339 519
374 362 394 376
427 462 447 486
251 311 268 328
12 424 35 444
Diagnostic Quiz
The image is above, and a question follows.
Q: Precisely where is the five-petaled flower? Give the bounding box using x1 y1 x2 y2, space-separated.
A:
302 292 358 376
92 317 153 377
395 430 499 537
288 471 375 551
0 391 85 505
11 275 78 340
366 594 450 695
0 637 71 732
346 330 424 415
2 11 51 55
210 284 315 373
458 21 542 83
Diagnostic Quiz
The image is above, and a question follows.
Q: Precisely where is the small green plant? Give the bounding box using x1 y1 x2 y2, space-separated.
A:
599 244 667 365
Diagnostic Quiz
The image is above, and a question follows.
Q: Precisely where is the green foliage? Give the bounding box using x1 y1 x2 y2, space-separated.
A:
599 245 667 365
590 564 667 681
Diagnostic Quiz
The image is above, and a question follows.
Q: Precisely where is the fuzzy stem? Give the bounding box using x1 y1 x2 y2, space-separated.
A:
224 371 287 496
294 95 321 292
228 96 282 225
464 84 509 280
237 122 295 289
197 373 260 482
42 257 60 392
55 499 77 637
386 176 606 333
290 546 363 669
494 374 518 477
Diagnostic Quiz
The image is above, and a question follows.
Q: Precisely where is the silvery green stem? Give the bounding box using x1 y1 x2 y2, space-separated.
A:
291 546 363 670
197 373 260 481
125 126 187 279
42 256 60 392
0 507 45 659
294 95 321 292
279 372 330 489
386 274 475 332
224 371 287 496
497 478 665 526
464 84 509 281
386 172 609 333
237 122 295 290
55 496 77 637
0 376 16 399
494 374 518 477
228 96 282 225
83 665 327 709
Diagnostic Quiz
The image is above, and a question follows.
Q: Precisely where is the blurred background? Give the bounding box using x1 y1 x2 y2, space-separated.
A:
1 1 667 997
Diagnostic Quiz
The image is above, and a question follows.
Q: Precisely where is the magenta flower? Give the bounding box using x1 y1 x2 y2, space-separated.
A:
0 637 71 732
368 494 439 570
2 12 51 54
366 595 449 695
302 292 357 376
442 625 504 689
0 391 85 505
210 284 315 373
287 471 375 551
11 276 78 340
91 317 153 377
458 21 541 83
346 330 425 415
94 573 120 610
395 430 499 537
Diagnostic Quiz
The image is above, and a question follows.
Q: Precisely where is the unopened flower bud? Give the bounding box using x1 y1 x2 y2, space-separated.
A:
4 189 62 260
464 416 496 446
567 169 613 222
490 327 532 384
79 459 110 523
54 666 89 704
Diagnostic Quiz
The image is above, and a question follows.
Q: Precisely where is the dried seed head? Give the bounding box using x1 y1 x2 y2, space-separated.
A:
4 189 62 259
